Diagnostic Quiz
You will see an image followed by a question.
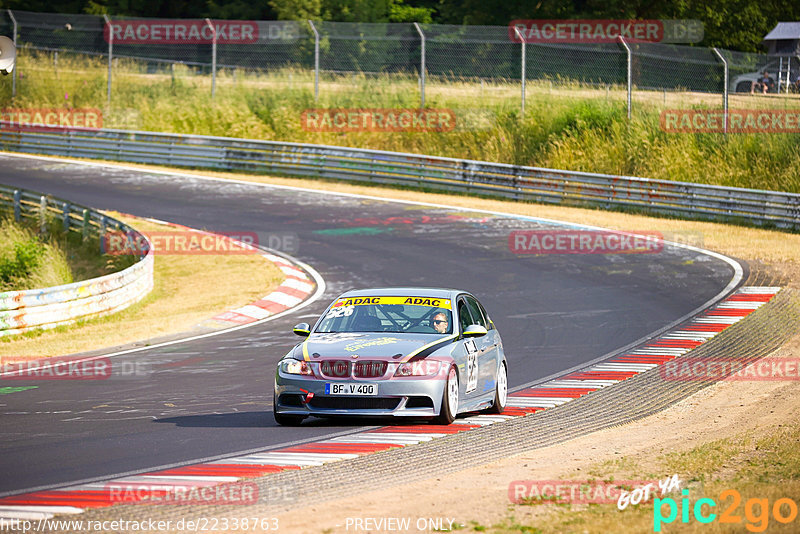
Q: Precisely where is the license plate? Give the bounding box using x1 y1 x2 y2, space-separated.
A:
325 383 378 396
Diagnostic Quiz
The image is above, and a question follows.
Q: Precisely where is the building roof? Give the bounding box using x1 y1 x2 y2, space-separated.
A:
763 22 800 41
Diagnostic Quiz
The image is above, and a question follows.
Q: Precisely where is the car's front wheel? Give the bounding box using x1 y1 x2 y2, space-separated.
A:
487 361 507 414
273 395 306 426
433 365 459 424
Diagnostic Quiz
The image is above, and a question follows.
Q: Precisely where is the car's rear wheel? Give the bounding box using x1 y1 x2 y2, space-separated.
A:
433 365 458 424
273 395 306 426
487 361 507 414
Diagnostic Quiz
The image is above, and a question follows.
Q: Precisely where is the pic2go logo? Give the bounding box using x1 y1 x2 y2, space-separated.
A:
654 489 798 532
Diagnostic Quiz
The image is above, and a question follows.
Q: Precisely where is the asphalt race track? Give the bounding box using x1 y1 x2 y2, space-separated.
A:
0 154 739 496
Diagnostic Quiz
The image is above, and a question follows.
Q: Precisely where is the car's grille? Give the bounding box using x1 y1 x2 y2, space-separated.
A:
319 360 351 378
309 397 401 410
319 360 388 378
353 361 388 378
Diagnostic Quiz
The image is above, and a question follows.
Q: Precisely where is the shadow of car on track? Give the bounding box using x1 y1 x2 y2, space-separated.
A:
153 412 440 428
153 411 419 428
154 411 274 428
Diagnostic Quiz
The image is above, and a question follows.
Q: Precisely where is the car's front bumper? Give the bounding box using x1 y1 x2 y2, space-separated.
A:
274 373 446 418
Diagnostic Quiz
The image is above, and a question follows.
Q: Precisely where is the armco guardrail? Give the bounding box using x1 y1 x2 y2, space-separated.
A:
1 125 798 230
0 184 153 336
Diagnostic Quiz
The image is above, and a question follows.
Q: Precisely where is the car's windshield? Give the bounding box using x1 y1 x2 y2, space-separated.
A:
315 296 453 334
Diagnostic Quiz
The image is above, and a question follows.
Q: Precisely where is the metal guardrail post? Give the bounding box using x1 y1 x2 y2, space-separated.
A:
618 36 632 120
514 26 526 118
712 48 728 134
104 15 112 106
413 23 426 108
62 202 70 231
39 195 46 233
13 189 21 221
8 9 17 99
82 209 90 241
308 20 320 102
205 18 216 98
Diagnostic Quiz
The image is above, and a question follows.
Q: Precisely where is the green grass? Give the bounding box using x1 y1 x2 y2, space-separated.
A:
4 50 800 193
0 216 134 292
0 218 71 290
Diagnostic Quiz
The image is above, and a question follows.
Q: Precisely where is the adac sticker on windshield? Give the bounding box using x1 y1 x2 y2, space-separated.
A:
332 296 452 309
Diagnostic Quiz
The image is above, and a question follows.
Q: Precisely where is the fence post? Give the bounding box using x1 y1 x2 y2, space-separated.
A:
712 48 728 134
413 22 426 108
308 20 319 102
13 189 21 221
205 18 216 98
7 9 16 99
514 26 526 118
104 15 112 106
617 36 632 120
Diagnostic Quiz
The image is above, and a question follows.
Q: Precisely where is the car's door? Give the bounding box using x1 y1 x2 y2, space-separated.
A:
454 295 494 400
455 298 481 400
463 294 498 395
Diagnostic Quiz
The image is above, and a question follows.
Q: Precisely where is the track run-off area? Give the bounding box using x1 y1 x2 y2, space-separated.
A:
0 153 773 527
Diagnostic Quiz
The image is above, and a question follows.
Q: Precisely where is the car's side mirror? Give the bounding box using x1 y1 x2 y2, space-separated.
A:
462 324 487 338
293 323 310 337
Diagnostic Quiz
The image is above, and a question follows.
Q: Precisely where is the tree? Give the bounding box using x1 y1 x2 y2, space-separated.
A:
269 0 324 21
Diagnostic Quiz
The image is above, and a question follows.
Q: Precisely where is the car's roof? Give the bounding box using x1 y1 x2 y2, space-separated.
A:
337 287 465 299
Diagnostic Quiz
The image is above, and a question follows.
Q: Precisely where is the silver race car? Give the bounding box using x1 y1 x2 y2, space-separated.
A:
273 288 508 425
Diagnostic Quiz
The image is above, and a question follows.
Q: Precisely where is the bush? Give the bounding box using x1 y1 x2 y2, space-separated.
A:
0 238 44 286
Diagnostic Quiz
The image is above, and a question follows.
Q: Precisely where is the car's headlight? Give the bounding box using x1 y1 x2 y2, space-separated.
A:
394 360 441 377
281 359 314 376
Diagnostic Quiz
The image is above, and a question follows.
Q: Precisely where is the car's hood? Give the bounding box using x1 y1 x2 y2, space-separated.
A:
297 332 454 361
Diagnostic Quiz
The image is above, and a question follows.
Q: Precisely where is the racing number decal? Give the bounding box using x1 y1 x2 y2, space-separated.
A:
465 339 478 393
325 305 354 319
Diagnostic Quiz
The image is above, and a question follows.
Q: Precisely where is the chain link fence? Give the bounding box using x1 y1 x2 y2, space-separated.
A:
1 10 798 119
